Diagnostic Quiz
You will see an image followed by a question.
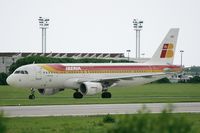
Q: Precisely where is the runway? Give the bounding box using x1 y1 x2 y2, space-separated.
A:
1 102 200 117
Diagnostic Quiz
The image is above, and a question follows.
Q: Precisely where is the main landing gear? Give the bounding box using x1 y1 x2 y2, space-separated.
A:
101 91 112 98
73 90 112 99
29 88 35 100
73 91 83 99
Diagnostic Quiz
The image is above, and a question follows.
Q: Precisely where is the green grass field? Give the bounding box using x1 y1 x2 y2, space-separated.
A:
2 113 200 133
0 83 200 106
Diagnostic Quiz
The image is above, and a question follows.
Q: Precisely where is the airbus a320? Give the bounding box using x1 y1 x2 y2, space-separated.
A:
6 28 182 99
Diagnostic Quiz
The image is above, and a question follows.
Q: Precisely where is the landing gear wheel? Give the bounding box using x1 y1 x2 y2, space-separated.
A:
101 92 112 98
73 92 83 99
29 88 35 100
29 94 35 99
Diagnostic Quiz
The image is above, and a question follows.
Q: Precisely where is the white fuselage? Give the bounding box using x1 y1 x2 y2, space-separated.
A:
6 63 180 90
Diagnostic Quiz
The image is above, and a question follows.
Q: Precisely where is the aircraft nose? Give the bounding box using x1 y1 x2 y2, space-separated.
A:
6 75 14 85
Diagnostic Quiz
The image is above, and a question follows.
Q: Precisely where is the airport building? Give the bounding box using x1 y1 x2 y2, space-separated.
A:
0 52 150 73
0 52 125 73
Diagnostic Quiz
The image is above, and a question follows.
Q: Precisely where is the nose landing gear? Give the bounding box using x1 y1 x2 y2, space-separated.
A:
29 88 35 100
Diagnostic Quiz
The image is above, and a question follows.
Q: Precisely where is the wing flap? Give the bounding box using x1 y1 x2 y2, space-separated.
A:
77 73 166 83
95 73 165 82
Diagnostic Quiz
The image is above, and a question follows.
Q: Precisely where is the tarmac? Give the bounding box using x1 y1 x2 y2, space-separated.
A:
1 102 200 117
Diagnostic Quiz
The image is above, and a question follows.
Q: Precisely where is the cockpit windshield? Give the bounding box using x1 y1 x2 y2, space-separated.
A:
14 70 28 74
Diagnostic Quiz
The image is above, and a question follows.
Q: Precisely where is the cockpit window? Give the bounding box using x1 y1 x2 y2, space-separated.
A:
24 71 28 74
14 71 20 74
14 70 29 74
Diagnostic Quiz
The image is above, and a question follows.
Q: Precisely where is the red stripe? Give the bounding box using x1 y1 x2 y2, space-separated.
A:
160 50 167 58
75 65 180 71
45 64 181 72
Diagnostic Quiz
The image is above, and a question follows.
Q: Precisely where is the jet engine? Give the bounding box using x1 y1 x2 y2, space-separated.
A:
38 88 64 95
80 82 103 95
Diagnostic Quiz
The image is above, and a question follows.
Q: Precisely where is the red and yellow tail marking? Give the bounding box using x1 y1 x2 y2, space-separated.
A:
160 43 174 58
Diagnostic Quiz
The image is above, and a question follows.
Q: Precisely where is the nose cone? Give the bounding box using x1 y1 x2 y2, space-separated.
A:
6 75 14 86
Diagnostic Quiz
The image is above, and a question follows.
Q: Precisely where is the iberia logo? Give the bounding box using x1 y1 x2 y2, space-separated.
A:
160 43 174 58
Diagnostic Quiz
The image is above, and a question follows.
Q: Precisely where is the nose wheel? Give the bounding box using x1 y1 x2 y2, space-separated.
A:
29 94 35 99
29 88 35 100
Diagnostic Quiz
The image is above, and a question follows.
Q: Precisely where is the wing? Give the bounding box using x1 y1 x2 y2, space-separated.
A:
76 72 167 87
93 73 166 81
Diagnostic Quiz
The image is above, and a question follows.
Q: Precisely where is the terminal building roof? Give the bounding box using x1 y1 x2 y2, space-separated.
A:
0 52 125 58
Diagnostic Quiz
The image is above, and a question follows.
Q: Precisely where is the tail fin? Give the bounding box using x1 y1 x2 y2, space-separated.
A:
146 28 179 65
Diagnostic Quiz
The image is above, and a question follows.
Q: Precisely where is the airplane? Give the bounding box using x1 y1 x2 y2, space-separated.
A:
6 28 182 99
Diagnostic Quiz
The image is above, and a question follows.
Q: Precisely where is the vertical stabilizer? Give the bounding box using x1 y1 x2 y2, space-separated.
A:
146 28 179 65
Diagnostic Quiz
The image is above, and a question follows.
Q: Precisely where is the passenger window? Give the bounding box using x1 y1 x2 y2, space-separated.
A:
21 71 24 74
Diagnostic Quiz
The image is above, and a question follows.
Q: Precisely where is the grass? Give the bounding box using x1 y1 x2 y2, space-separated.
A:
3 113 200 133
5 115 109 133
1 84 200 133
0 83 200 106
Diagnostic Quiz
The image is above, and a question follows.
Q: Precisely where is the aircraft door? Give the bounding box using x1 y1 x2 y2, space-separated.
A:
35 67 42 80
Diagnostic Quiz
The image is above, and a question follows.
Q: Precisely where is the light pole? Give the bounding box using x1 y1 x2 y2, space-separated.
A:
180 50 184 67
38 17 49 53
133 19 143 59
126 50 131 62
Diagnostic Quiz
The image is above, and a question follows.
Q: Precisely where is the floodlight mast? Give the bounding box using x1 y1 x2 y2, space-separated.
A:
38 17 49 54
180 50 184 67
126 50 131 62
133 19 143 59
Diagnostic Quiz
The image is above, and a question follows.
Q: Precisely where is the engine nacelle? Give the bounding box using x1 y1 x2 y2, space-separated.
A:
80 82 103 95
38 88 64 95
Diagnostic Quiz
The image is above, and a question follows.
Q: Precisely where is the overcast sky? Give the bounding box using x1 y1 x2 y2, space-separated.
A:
0 0 200 66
